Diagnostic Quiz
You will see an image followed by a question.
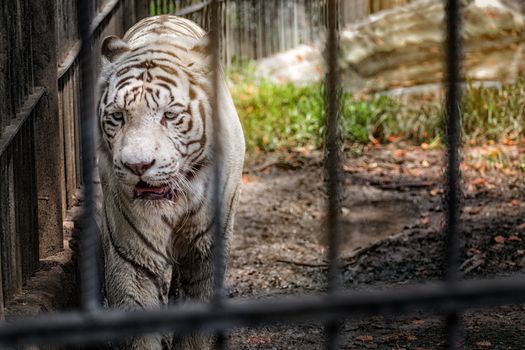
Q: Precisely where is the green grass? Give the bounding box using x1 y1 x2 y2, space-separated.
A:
228 64 525 153
462 81 525 142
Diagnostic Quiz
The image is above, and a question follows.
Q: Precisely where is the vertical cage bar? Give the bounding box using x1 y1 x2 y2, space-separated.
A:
324 0 342 348
77 0 102 313
443 0 463 348
211 0 227 348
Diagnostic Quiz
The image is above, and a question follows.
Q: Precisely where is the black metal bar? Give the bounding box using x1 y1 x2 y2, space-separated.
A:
446 312 462 350
211 0 227 348
444 0 462 288
443 0 463 348
324 0 341 300
2 277 525 347
324 0 341 348
77 0 102 313
211 0 224 306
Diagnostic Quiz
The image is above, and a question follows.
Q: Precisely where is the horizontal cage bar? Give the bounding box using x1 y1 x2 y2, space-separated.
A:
2 277 525 347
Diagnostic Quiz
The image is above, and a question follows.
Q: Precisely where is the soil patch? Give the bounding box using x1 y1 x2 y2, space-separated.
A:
228 143 525 349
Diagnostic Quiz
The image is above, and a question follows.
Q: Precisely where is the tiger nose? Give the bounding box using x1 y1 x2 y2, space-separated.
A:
123 159 155 176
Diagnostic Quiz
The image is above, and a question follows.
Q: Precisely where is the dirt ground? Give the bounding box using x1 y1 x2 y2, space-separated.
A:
226 142 525 349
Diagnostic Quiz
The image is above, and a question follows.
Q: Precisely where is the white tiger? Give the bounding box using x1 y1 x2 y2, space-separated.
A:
96 15 245 349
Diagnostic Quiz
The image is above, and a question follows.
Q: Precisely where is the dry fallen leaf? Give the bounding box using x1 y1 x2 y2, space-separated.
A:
246 335 269 345
468 247 481 255
343 165 354 173
476 340 492 347
412 319 426 325
509 199 520 207
503 138 517 146
369 135 380 145
355 335 374 342
494 235 505 244
393 149 406 158
430 188 443 196
471 177 487 187
465 206 482 215
488 148 501 158
387 134 403 143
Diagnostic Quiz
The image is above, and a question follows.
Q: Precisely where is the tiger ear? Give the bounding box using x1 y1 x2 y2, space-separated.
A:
191 34 212 57
101 35 130 62
189 34 214 73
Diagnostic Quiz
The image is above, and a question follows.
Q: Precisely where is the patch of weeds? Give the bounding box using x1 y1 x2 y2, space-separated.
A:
228 64 525 154
462 80 525 142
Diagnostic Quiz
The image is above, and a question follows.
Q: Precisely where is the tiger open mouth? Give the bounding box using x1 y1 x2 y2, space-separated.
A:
133 180 176 200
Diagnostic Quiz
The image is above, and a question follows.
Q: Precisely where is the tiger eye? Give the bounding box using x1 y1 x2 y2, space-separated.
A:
164 112 177 120
112 112 124 121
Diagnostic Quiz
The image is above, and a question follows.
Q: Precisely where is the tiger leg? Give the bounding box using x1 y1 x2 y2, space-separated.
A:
171 254 214 350
104 234 172 350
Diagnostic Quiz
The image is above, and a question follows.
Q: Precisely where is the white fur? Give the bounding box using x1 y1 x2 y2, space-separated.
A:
97 15 245 350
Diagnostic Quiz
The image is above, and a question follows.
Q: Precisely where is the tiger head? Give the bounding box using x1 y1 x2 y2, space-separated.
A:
97 35 212 205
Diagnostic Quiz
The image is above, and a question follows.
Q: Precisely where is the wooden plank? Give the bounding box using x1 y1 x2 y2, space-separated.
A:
57 78 68 219
0 0 8 134
175 0 212 17
64 71 76 209
57 41 81 80
10 0 23 110
90 0 121 33
0 153 9 311
56 0 132 81
124 0 137 30
7 146 22 299
27 119 40 277
73 63 82 192
30 0 65 258
0 238 3 319
68 71 77 206
0 89 45 157
14 119 39 281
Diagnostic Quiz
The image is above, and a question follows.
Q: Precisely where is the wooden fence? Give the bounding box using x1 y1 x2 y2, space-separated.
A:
149 0 413 64
0 0 149 316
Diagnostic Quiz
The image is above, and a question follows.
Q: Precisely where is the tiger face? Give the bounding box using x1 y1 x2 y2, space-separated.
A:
98 35 212 205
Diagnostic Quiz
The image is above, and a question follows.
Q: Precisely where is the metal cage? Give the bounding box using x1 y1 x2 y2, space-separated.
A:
1 0 525 349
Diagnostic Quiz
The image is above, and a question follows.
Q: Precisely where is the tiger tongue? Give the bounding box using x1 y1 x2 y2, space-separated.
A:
133 181 170 199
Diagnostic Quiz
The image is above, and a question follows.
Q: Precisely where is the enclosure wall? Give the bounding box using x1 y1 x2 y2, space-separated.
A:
0 0 149 316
